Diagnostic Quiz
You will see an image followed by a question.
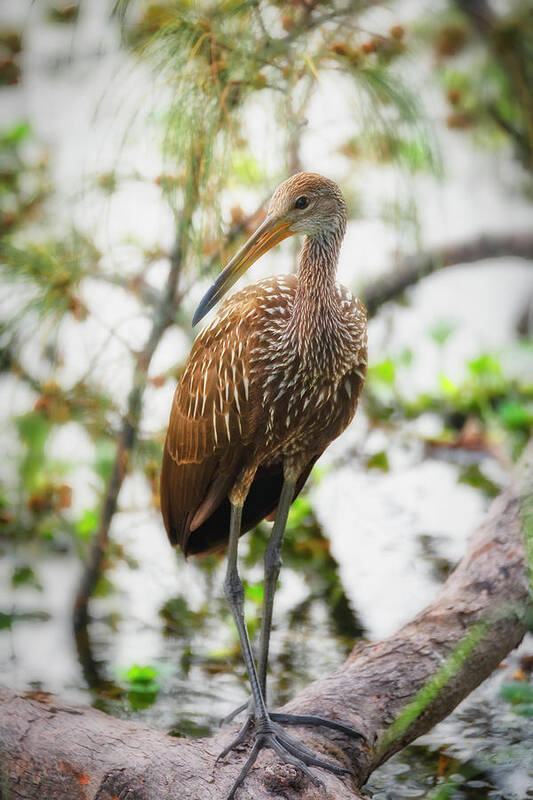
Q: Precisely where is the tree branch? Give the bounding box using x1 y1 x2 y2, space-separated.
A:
71 183 197 638
71 199 272 687
3 438 531 799
455 0 533 170
362 231 533 318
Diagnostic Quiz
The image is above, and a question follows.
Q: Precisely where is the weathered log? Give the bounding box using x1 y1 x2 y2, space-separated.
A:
1 439 532 800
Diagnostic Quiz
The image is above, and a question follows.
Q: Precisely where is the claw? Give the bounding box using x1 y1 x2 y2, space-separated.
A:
217 716 254 763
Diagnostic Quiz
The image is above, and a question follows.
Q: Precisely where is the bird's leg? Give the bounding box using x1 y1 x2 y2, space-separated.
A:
223 502 269 725
219 494 364 800
257 477 367 741
219 476 295 726
257 477 295 700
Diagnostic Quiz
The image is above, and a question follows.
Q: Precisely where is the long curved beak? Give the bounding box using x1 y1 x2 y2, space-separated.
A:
192 215 294 326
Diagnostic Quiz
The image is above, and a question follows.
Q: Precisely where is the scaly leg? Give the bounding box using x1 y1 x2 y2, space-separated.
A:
257 477 366 740
257 477 295 699
223 502 268 724
219 497 364 800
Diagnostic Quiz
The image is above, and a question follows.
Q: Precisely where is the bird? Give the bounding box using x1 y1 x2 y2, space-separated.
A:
160 172 368 798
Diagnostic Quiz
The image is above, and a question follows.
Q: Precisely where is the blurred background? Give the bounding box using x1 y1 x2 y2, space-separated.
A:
1 1 533 797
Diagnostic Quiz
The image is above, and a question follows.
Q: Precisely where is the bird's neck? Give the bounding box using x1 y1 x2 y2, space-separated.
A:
291 229 344 355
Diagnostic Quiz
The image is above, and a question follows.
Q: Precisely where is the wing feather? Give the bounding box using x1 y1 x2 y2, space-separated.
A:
160 298 257 551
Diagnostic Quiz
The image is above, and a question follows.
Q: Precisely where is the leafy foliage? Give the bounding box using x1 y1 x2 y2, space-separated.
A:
0 0 440 560
1 7 533 791
427 2 533 176
365 342 533 460
1 235 97 323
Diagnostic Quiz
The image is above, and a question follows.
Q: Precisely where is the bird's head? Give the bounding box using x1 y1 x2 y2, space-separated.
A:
193 172 346 326
267 171 347 237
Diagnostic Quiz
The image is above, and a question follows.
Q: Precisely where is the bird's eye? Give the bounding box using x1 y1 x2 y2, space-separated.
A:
294 196 309 210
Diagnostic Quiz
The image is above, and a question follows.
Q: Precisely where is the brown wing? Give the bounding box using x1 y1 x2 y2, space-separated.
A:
160 296 256 555
161 278 366 557
161 279 318 557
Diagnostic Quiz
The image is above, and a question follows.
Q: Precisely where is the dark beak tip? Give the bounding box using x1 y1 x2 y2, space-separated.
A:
192 293 213 328
191 307 203 327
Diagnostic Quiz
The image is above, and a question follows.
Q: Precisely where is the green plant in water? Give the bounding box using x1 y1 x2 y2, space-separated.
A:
500 680 533 717
118 663 161 710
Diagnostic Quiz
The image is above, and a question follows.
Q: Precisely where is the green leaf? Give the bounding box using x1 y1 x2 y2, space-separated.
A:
366 450 389 471
75 509 99 540
11 564 42 591
244 582 264 603
368 358 396 385
16 412 49 449
468 353 501 377
497 400 533 431
0 610 50 629
0 612 13 630
458 465 499 498
439 373 457 396
1 120 32 146
120 663 161 709
160 596 206 634
500 680 533 705
126 664 159 684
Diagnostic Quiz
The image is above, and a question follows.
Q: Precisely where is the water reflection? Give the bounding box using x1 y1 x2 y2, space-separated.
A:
1 437 533 798
368 650 533 799
1 3 532 798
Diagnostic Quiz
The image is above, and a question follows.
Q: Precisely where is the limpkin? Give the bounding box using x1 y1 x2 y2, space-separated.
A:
161 172 368 797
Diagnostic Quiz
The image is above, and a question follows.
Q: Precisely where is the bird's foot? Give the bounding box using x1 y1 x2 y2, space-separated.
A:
218 712 361 800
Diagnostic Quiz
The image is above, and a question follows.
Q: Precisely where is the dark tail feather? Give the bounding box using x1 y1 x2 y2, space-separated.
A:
185 458 318 556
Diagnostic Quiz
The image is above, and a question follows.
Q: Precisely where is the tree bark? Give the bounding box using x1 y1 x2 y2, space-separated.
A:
1 440 531 800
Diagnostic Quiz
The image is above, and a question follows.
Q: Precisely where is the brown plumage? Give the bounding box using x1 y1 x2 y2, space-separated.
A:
160 172 367 556
160 172 368 798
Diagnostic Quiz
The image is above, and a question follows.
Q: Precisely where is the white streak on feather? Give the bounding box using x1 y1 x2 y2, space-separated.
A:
212 405 218 445
201 368 209 414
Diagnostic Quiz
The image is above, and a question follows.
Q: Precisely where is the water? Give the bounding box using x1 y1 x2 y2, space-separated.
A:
1 1 533 797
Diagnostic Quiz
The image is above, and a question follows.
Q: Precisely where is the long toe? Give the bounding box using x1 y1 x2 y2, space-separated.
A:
224 738 263 800
220 700 250 728
270 711 367 742
271 726 351 776
217 715 254 762
222 717 351 799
